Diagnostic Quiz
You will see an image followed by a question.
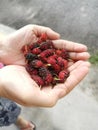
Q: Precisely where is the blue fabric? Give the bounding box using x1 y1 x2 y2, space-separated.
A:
0 98 21 126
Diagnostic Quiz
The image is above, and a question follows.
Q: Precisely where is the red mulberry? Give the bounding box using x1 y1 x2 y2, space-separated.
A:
31 75 44 86
22 33 70 88
58 70 69 82
30 60 43 68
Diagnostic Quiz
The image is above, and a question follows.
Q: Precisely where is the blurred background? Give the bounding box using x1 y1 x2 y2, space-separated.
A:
0 0 98 53
0 0 98 130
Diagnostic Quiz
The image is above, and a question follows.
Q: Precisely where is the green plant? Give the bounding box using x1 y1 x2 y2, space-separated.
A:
89 52 98 65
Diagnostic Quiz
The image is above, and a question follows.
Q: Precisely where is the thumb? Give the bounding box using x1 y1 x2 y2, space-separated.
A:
5 25 38 50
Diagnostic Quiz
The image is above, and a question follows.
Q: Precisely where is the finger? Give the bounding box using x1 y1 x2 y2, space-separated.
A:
53 61 90 99
53 39 88 52
5 25 60 50
32 61 90 107
32 25 60 40
5 25 37 49
68 61 91 72
69 52 90 60
65 62 90 94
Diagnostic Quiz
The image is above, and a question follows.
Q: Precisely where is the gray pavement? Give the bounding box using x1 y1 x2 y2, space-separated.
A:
0 0 98 53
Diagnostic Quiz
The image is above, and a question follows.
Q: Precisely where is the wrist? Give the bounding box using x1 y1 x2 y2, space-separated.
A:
0 39 4 63
0 63 5 97
0 36 8 64
0 72 4 97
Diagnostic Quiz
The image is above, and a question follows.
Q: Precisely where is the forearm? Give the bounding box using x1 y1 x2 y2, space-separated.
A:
0 34 9 64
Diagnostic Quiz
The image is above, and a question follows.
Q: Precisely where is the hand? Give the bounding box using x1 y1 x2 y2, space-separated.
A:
0 25 60 65
0 61 90 107
0 25 90 107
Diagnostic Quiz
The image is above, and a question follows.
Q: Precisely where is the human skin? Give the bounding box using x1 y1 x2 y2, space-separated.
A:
0 25 90 107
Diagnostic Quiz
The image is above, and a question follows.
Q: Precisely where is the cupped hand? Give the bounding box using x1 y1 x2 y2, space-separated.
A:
0 27 90 107
0 25 90 65
0 25 60 65
0 25 91 107
0 61 90 107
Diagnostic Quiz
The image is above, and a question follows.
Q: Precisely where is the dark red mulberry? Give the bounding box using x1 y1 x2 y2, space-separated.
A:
40 40 55 50
22 33 70 88
32 48 41 54
52 64 61 74
25 53 38 62
38 33 47 43
56 49 69 60
38 67 53 85
47 57 56 66
57 57 65 68
38 67 49 77
31 75 44 86
63 59 68 69
58 70 69 82
39 49 54 58
44 73 53 85
60 49 69 60
29 43 40 50
26 65 38 75
30 60 43 68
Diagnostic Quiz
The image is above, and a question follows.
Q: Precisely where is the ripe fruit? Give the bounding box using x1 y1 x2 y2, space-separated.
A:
31 75 44 86
21 33 70 88
30 60 43 68
60 49 69 59
38 67 53 85
38 33 47 43
25 53 38 63
31 48 41 54
58 70 69 82
57 57 64 67
40 49 54 58
40 40 55 50
52 63 61 74
47 57 56 65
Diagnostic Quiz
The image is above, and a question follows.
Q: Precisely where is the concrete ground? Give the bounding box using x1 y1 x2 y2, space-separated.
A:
0 24 98 130
0 0 98 54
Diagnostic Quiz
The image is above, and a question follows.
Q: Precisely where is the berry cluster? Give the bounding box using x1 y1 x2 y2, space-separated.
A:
22 33 70 88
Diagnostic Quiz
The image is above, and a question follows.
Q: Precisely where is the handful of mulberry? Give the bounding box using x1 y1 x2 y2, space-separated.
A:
21 33 71 88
